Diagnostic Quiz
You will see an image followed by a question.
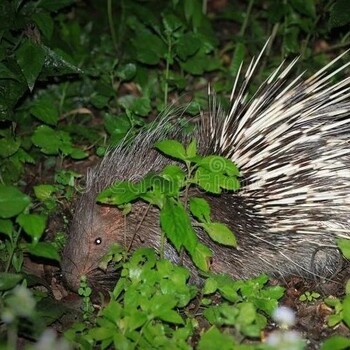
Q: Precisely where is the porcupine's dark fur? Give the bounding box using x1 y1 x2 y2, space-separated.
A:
61 45 350 292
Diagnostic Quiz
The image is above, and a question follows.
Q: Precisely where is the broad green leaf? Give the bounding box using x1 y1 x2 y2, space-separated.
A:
197 156 240 176
195 167 240 193
98 181 141 205
0 219 13 237
155 140 186 160
190 197 210 223
160 197 197 252
186 139 197 158
198 326 236 350
0 185 30 218
0 273 23 291
127 310 148 331
17 213 47 243
176 32 200 60
70 148 88 160
98 174 154 205
39 0 75 11
191 242 212 272
31 125 70 155
342 295 350 328
158 309 184 324
230 41 245 77
0 137 20 158
320 335 350 350
131 30 167 65
16 39 45 91
32 11 54 40
236 302 256 326
203 223 237 247
160 165 185 194
104 113 131 137
329 0 350 28
30 95 59 125
41 46 82 76
26 242 60 262
195 167 222 193
161 165 186 183
337 238 350 259
116 63 137 81
162 13 183 33
118 96 151 117
203 277 218 295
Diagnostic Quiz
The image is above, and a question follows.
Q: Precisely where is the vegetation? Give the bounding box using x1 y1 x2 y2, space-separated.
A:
1 0 350 348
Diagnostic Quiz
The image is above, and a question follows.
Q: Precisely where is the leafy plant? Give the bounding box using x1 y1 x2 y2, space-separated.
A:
299 291 321 302
65 248 285 349
97 139 240 272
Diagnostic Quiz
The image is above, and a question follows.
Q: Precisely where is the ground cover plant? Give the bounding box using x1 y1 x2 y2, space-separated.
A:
1 0 350 349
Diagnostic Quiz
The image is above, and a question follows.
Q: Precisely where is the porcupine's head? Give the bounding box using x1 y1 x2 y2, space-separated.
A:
60 118 195 292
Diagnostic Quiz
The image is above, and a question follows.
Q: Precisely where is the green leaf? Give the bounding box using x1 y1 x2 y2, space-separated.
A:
329 0 350 28
116 63 137 81
30 95 59 125
26 242 60 262
203 223 237 247
158 309 184 324
160 165 185 192
342 295 350 328
41 46 82 76
160 197 197 252
16 39 45 91
0 219 13 237
176 32 201 60
0 273 23 291
31 125 76 156
197 156 240 176
17 213 47 243
118 96 151 117
104 113 131 137
190 197 211 223
195 167 222 193
131 29 167 65
32 11 54 40
39 0 75 11
127 310 148 331
198 326 235 350
0 185 30 219
230 42 245 76
70 148 88 160
191 243 212 272
155 140 187 160
337 238 350 259
98 175 154 205
0 137 20 158
33 185 56 202
203 277 218 295
321 335 350 350
186 139 197 158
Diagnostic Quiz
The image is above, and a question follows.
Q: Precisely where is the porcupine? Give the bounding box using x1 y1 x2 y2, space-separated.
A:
61 47 350 292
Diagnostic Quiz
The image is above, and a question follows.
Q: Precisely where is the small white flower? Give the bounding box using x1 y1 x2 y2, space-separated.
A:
266 330 304 350
272 306 296 328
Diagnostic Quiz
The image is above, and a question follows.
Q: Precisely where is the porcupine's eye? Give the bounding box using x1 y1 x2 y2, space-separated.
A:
94 237 102 245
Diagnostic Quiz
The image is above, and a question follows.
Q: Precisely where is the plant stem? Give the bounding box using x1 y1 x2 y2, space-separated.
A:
107 0 118 51
239 0 254 37
164 32 172 106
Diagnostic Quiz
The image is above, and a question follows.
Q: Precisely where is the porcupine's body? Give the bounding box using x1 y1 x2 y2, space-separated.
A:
61 48 350 292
